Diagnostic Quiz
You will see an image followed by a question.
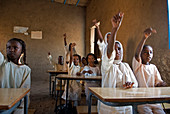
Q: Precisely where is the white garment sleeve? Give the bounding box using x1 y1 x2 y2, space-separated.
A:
124 63 138 87
0 52 5 66
132 57 141 73
20 68 31 89
154 65 163 85
97 40 106 55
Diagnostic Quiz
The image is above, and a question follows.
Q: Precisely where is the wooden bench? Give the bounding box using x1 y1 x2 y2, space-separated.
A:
76 106 97 114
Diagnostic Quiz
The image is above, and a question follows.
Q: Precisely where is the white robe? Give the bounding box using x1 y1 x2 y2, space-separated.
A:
98 43 138 114
63 45 77 71
81 66 101 102
62 62 82 101
0 52 31 114
132 57 165 114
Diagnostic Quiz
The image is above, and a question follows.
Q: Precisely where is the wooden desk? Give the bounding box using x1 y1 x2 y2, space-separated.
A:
47 70 68 95
55 74 102 113
88 87 170 114
0 88 30 114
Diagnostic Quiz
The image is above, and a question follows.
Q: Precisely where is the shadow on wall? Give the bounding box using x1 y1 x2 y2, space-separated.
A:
125 36 137 67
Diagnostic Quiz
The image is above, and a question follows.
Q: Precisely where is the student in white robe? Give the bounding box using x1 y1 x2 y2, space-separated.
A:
98 12 138 114
81 53 100 104
62 43 82 106
63 33 77 71
0 38 31 114
132 27 167 114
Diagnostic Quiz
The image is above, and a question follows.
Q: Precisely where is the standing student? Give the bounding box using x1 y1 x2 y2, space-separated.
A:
92 19 111 55
98 12 138 114
0 38 31 114
81 53 100 104
132 27 167 114
62 43 82 106
63 33 77 71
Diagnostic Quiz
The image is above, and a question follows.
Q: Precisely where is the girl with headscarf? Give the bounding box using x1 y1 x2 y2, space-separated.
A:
98 12 138 114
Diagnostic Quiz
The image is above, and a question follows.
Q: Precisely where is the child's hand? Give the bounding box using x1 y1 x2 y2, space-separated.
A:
92 19 99 28
72 43 76 47
63 33 66 38
144 27 157 38
155 81 167 87
123 82 134 89
76 72 82 76
87 70 93 74
111 12 124 30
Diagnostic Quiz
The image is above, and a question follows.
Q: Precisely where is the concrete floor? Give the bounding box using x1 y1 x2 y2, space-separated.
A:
29 81 93 114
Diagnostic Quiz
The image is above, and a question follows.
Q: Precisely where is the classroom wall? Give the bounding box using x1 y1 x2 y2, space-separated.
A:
86 0 170 85
0 0 86 81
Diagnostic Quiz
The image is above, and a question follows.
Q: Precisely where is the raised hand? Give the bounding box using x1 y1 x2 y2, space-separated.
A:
63 33 66 38
144 27 157 38
72 43 76 47
92 19 99 28
111 12 124 30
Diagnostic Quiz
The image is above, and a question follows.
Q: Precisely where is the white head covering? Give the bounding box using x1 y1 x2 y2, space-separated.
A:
113 41 123 64
104 32 111 45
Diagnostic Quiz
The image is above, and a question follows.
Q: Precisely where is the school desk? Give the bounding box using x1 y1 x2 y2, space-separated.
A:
55 74 102 113
0 88 30 114
88 87 170 114
47 70 68 95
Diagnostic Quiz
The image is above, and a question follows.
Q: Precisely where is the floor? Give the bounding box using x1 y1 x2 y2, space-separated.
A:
29 81 91 114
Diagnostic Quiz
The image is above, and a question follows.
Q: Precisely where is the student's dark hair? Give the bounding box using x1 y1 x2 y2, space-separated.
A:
7 38 27 64
86 53 98 64
142 45 153 52
73 54 81 63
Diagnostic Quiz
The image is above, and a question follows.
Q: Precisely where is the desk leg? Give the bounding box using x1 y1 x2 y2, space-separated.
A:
132 104 138 114
24 95 28 114
59 79 62 109
65 79 69 108
49 74 51 95
54 76 56 97
88 92 92 114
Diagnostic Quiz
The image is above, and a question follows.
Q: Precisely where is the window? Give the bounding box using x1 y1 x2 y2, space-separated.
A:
167 0 170 49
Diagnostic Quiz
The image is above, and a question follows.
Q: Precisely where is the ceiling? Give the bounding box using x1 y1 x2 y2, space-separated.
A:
53 0 91 7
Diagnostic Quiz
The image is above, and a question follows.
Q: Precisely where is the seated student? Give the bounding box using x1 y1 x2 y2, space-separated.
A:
63 33 77 71
0 38 31 114
98 12 138 114
81 53 101 104
132 27 167 114
47 53 64 71
81 57 87 67
62 43 82 106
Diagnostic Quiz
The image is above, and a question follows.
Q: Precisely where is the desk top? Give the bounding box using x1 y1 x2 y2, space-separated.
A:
47 70 68 75
0 88 30 110
89 87 170 103
56 74 102 81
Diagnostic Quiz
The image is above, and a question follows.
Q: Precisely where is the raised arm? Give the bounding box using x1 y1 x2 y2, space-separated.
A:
69 43 76 67
107 12 124 58
92 19 104 42
135 27 156 62
63 33 67 46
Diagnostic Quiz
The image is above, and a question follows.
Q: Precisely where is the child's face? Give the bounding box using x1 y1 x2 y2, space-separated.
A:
82 58 87 65
141 46 153 65
73 56 79 66
6 40 22 63
87 55 95 64
58 56 64 65
115 43 122 60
